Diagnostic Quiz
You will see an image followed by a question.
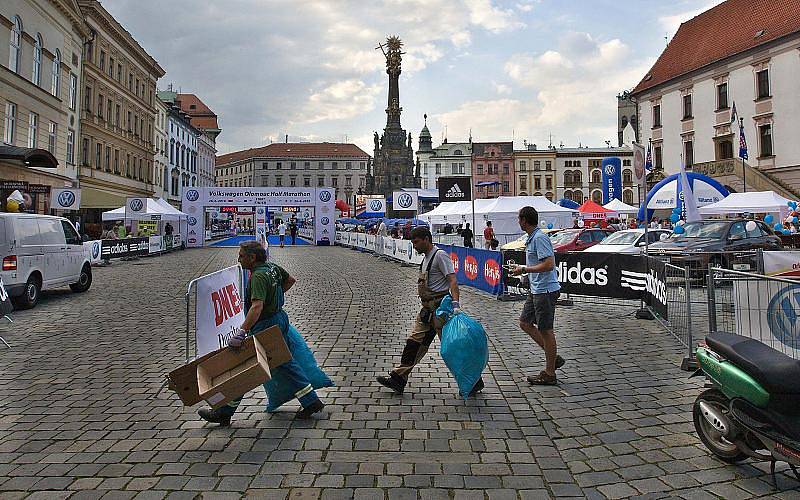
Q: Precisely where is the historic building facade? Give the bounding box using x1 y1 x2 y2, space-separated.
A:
175 93 219 189
471 142 514 199
158 90 197 203
416 118 472 191
153 96 168 199
554 147 636 205
513 146 556 199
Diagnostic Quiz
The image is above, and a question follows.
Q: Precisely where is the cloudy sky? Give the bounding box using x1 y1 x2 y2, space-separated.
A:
105 0 722 156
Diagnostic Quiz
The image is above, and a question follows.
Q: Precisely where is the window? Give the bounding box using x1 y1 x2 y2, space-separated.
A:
623 190 633 205
276 162 282 170
346 162 352 169
290 161 296 169
435 163 441 174
682 94 692 119
477 164 483 175
117 63 122 81
519 177 527 191
534 161 541 171
27 112 38 148
318 161 324 169
318 177 324 187
759 124 773 157
304 161 310 169
105 146 111 171
534 177 541 190
51 50 61 97
127 111 132 132
99 50 105 71
717 83 728 109
304 177 311 187
3 102 16 145
719 139 733 160
564 171 573 185
756 69 770 99
653 104 661 127
332 177 338 187
67 128 75 165
290 177 296 187
622 169 632 184
345 177 352 187
623 159 631 166
503 164 509 174
684 140 694 166
109 57 114 77
94 143 101 169
47 122 57 153
32 34 42 85
9 16 22 74
573 171 581 184
332 162 338 170
591 170 601 183
545 177 552 190
654 145 663 169
81 137 88 165
84 86 92 111
113 149 119 173
97 94 103 118
729 221 747 240
128 73 133 90
107 100 112 123
275 176 282 186
69 73 77 110
519 160 527 171
503 181 510 193
546 161 552 171
115 104 120 127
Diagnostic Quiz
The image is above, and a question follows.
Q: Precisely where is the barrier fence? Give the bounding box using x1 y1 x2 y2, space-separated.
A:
82 234 184 266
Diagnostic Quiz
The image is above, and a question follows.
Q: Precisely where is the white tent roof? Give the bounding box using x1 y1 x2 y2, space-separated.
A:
154 197 188 218
699 191 792 215
475 196 575 217
102 198 186 221
603 198 639 214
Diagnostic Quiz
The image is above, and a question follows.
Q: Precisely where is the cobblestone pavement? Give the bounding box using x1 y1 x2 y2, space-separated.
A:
1 246 798 499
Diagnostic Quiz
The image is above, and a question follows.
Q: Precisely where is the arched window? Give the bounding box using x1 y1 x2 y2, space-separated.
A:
564 171 573 186
592 190 602 203
534 191 542 196
545 192 554 201
51 49 61 97
622 169 632 184
573 170 582 184
9 16 22 73
623 189 633 205
454 149 462 155
591 169 601 183
32 33 42 85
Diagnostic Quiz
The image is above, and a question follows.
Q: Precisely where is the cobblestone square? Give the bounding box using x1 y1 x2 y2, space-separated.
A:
1 246 798 499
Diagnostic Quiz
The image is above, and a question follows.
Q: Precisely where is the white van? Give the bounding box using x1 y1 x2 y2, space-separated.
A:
0 213 92 309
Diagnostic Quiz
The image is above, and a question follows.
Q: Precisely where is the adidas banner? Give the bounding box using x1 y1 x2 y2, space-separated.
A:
438 176 472 202
501 251 668 318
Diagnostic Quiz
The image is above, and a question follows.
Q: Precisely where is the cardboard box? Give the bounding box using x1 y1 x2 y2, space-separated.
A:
167 326 292 407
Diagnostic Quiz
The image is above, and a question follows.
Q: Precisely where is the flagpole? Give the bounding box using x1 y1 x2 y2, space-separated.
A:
739 117 747 193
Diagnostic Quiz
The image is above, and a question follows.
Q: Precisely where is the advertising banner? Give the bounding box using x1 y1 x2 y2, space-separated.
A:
366 234 376 252
315 188 335 245
393 191 419 212
83 240 103 264
437 244 503 295
601 157 622 203
255 206 268 249
149 235 164 254
733 280 800 359
51 188 81 210
762 251 800 278
0 278 13 316
438 176 472 202
356 233 367 249
100 237 149 259
366 198 386 214
383 236 396 256
195 266 245 356
1 181 49 213
125 197 147 219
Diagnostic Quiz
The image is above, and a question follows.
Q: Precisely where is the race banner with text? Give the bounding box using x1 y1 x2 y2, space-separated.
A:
195 265 245 356
100 237 149 259
437 244 503 295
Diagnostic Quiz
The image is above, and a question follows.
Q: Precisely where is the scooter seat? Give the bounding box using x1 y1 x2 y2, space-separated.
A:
706 332 800 395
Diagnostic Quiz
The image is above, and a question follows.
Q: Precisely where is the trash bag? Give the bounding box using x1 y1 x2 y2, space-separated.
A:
264 324 334 412
436 295 489 399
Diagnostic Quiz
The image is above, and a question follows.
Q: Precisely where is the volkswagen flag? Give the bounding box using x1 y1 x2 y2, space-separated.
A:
52 188 81 210
125 197 146 219
393 191 418 212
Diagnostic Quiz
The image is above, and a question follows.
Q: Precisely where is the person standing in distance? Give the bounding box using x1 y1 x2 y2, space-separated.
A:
483 221 495 250
509 206 565 385
377 226 484 396
289 219 298 245
461 223 474 248
278 220 287 248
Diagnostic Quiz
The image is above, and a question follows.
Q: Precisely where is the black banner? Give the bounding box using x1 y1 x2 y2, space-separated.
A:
0 278 12 316
438 176 472 201
501 251 669 318
101 238 149 259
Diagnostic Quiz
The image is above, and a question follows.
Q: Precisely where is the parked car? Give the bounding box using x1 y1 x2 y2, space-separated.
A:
0 213 92 310
499 229 561 251
549 228 615 252
584 229 672 254
647 219 782 269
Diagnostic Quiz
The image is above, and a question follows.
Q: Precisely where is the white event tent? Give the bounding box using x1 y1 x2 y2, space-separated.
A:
698 190 791 216
603 198 639 214
102 197 189 239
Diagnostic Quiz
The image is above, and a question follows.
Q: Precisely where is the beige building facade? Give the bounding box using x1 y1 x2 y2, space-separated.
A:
514 147 557 199
76 0 164 222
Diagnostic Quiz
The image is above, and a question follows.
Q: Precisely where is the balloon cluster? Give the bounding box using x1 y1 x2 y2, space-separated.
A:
767 201 800 235
671 207 686 234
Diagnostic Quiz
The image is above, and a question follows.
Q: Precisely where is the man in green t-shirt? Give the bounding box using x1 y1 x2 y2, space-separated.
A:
198 241 325 426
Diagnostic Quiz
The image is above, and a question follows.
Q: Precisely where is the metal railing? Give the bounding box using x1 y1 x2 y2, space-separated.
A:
707 266 800 360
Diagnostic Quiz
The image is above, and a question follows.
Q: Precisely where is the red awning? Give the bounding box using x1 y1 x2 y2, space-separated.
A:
577 200 611 214
335 199 351 211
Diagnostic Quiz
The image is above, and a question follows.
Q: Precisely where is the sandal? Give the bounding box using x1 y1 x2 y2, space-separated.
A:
527 371 558 386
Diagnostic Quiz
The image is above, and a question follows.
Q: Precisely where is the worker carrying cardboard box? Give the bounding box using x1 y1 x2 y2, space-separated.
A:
197 241 325 425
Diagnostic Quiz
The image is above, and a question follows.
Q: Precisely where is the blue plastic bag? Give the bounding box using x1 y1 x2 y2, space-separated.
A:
436 296 489 399
264 324 334 412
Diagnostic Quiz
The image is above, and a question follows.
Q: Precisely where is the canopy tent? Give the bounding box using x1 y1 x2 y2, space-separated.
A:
557 198 580 209
102 198 185 221
578 200 612 219
603 198 639 214
638 172 729 221
472 196 576 235
335 199 351 212
699 190 791 215
154 198 188 219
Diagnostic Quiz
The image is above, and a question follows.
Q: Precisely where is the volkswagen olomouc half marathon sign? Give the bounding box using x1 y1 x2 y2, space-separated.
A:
181 187 335 247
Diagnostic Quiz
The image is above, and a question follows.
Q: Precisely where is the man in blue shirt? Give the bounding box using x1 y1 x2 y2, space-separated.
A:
510 206 565 385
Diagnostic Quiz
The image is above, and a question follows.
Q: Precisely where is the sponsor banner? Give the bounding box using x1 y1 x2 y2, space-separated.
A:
437 244 503 295
393 191 419 212
601 157 622 204
374 235 384 255
138 220 157 234
383 236 396 256
366 198 386 214
763 251 800 278
0 277 12 316
501 251 668 317
172 234 183 248
356 232 367 249
255 206 268 249
733 280 800 359
366 234 377 252
51 188 81 210
438 176 472 202
299 227 313 240
82 240 103 264
195 265 245 357
315 188 335 245
149 235 164 254
125 197 146 219
100 237 149 259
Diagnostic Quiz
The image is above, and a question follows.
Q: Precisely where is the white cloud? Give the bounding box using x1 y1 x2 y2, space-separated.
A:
465 0 526 33
516 1 537 13
659 1 725 36
295 79 382 124
493 82 512 95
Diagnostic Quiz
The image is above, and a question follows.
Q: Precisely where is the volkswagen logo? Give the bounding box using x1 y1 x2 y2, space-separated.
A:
129 199 143 211
321 217 330 225
319 191 332 202
604 164 616 176
370 199 383 212
185 189 200 202
58 190 76 208
188 216 198 226
397 193 413 209
92 241 100 259
767 285 800 348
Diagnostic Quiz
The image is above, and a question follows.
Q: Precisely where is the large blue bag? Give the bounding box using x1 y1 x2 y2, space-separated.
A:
436 296 489 399
264 324 334 412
